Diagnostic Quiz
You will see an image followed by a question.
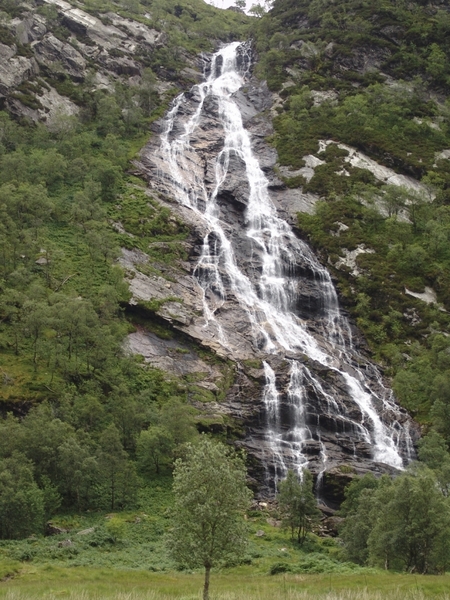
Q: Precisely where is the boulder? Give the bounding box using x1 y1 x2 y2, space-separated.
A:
76 527 95 535
10 14 47 44
45 522 68 536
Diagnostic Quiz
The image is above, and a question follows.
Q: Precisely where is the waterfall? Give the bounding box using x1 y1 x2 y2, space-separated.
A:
155 41 414 489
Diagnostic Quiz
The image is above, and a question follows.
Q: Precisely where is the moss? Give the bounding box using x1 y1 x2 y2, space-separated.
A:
109 187 189 261
10 91 43 111
0 25 15 46
16 43 34 58
43 74 86 105
137 296 183 314
188 385 216 403
196 416 226 434
339 464 356 474
242 359 263 370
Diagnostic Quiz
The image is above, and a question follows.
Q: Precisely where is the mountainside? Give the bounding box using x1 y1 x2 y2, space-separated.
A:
250 0 450 437
1 0 450 519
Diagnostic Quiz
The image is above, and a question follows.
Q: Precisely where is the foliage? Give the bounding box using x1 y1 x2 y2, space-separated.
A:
248 0 450 439
166 437 252 600
3 566 450 599
340 468 450 573
248 1 450 451
418 431 450 496
277 469 321 545
0 453 44 539
0 0 249 532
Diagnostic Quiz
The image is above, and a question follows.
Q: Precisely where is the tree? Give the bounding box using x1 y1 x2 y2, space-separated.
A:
340 469 450 573
249 3 266 17
57 437 100 510
339 474 389 566
166 437 252 600
418 431 450 496
96 424 138 510
380 185 408 219
137 425 173 474
277 469 321 545
368 468 450 573
137 68 158 117
159 398 198 447
0 453 44 539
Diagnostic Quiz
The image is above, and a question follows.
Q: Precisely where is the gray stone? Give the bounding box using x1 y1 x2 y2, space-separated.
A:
0 44 39 95
32 34 86 81
46 522 68 536
76 527 95 535
10 14 47 44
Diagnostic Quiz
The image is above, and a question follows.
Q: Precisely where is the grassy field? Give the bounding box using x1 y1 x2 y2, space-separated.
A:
1 478 450 600
1 565 450 600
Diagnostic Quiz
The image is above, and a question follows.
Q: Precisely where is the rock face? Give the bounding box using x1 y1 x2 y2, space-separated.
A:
133 43 419 504
0 42 39 96
0 0 171 122
32 33 86 81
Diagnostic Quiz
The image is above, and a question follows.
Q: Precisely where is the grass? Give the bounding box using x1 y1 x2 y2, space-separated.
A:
1 568 450 599
0 482 449 600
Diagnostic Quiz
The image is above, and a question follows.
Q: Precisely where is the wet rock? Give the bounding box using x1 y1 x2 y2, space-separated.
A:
321 516 343 537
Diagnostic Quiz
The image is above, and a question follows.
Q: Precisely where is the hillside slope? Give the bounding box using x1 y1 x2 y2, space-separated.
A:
251 0 450 442
0 0 450 522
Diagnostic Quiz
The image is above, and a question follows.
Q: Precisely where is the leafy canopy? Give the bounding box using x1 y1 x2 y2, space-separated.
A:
166 437 252 600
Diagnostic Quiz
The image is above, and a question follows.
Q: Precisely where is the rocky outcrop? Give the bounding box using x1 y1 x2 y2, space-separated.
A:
32 33 86 80
0 0 177 121
0 43 39 96
0 0 419 505
10 13 48 44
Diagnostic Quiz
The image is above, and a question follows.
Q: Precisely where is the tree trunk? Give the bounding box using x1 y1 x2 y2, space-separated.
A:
203 564 211 600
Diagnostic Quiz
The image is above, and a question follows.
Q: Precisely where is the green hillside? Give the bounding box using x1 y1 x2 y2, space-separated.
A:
1 0 450 592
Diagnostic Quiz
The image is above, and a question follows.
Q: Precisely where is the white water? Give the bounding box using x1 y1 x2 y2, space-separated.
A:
157 42 413 485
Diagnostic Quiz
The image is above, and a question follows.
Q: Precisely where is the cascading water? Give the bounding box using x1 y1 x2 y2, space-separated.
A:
152 41 415 492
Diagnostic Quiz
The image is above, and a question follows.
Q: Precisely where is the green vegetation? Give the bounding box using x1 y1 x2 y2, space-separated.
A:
167 437 252 600
252 0 450 93
248 1 450 581
278 469 321 545
0 0 248 541
1 572 450 600
340 464 450 574
1 570 450 599
76 0 250 72
3 0 450 592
